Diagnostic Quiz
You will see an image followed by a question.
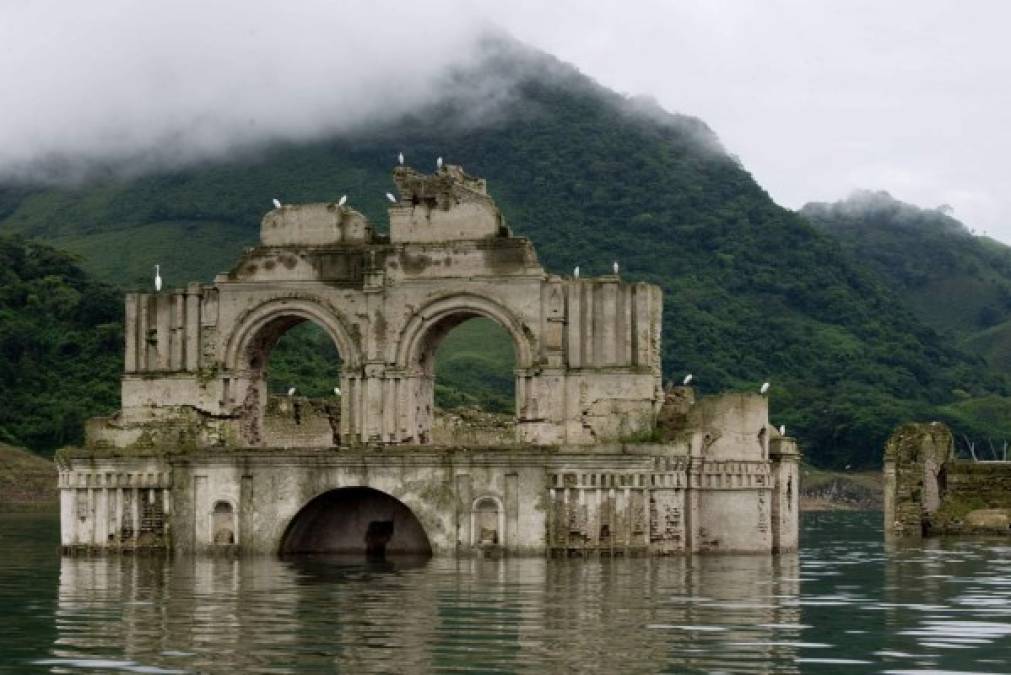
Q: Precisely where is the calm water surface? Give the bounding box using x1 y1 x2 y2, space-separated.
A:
1 511 1010 673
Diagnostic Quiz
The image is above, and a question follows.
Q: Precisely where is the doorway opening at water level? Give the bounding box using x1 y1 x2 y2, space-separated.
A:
279 487 432 559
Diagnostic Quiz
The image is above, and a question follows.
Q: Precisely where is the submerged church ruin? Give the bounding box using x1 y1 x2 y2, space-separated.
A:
58 163 800 557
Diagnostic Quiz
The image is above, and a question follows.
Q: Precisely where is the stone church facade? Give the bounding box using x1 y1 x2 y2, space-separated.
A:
59 164 800 557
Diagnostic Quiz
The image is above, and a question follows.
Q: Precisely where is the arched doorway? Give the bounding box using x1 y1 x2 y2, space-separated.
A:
396 295 531 445
279 487 432 558
225 300 356 448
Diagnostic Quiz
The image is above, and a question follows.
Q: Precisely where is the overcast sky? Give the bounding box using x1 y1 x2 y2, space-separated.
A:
2 1 1009 242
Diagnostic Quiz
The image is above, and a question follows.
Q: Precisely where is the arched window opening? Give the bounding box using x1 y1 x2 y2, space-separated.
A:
428 317 516 445
242 318 343 448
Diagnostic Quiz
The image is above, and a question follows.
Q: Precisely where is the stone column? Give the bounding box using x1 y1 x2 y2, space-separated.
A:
185 283 201 371
883 422 953 538
124 294 138 373
770 438 801 553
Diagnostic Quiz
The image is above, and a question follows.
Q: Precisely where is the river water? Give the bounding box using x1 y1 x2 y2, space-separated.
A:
1 511 1009 673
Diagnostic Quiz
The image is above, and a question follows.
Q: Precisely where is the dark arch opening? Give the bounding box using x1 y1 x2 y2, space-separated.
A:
411 314 517 445
240 317 343 447
434 317 516 414
279 487 433 559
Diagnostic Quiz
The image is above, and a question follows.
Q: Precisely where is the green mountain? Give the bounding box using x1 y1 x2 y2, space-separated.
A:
0 236 121 453
1 40 1007 466
802 191 1011 372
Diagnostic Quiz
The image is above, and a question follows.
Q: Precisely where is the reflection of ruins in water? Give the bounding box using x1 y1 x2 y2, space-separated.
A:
53 553 800 672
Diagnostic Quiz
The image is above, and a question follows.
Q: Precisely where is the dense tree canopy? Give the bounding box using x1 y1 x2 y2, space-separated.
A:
0 236 121 453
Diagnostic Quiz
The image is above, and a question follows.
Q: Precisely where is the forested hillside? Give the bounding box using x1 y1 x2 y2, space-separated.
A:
802 191 1011 371
1 40 1007 466
0 237 121 452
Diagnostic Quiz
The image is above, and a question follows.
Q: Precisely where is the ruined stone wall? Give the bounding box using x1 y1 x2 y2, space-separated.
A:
58 460 172 550
66 162 800 558
883 422 1011 537
883 422 952 538
260 396 339 449
929 461 1011 534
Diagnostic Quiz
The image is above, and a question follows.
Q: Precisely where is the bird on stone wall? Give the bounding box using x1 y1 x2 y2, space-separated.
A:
338 195 347 207
613 261 620 275
333 387 341 396
287 387 296 396
272 198 281 209
385 192 397 203
683 373 693 386
573 265 580 279
154 264 162 292
760 382 770 395
437 156 443 169
398 152 404 165
779 424 786 436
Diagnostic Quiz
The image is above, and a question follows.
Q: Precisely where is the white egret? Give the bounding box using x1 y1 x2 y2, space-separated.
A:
385 192 397 203
683 373 693 386
398 152 404 165
272 198 281 209
436 156 443 169
779 424 786 436
338 195 347 206
613 261 619 275
573 265 580 279
287 387 296 396
154 264 162 292
760 382 770 395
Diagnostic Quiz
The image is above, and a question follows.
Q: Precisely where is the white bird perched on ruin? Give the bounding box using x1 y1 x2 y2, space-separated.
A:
573 265 580 279
683 373 693 386
333 387 341 396
154 264 162 292
272 198 281 209
287 387 296 396
779 424 786 436
338 194 347 207
398 152 404 165
613 261 620 275
436 156 443 169
760 382 770 395
385 192 397 203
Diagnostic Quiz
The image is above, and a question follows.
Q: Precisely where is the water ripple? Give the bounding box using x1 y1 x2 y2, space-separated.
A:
1 511 1010 673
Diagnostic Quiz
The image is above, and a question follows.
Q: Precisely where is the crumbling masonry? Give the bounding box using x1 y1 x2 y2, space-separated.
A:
58 164 800 557
884 422 1011 537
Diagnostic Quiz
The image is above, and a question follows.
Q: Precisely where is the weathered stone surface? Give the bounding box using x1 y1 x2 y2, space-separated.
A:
964 508 1011 531
884 421 1011 537
59 164 801 557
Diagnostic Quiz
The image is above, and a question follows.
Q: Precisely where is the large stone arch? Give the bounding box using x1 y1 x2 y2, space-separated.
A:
393 292 534 371
221 297 362 447
224 296 362 373
278 486 433 557
390 292 535 444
